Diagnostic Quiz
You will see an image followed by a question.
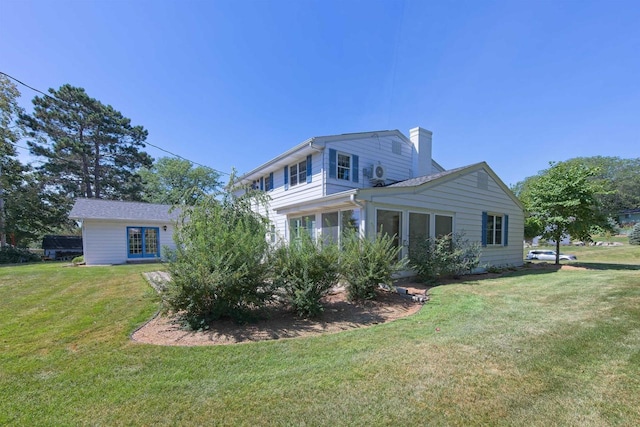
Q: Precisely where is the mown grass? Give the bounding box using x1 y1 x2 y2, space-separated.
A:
1 245 639 426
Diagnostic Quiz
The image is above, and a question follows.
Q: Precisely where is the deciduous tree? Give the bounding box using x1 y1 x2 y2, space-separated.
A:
140 157 220 205
524 162 607 264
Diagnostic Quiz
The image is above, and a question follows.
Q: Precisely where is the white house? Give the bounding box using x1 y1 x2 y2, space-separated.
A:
236 126 524 269
69 199 178 265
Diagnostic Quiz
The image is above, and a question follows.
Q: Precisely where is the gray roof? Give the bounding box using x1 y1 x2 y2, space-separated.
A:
387 163 484 188
69 198 180 222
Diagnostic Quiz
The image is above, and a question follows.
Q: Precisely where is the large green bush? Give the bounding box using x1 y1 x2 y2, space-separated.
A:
0 247 41 264
271 234 340 318
164 191 273 328
409 232 481 282
340 231 406 301
629 223 640 245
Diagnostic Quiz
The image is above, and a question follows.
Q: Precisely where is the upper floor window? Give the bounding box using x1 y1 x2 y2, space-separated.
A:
337 153 351 180
251 173 273 191
290 160 307 187
329 149 359 183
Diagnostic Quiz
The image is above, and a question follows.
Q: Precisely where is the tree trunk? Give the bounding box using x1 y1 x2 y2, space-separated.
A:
555 238 560 265
93 136 101 199
78 128 93 198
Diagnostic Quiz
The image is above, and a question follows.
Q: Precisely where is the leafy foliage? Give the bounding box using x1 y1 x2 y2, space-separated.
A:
140 157 221 205
521 161 607 264
164 188 273 328
0 246 41 264
271 234 340 318
340 231 406 301
409 232 482 282
1 75 70 247
629 223 640 245
21 84 152 201
514 156 640 226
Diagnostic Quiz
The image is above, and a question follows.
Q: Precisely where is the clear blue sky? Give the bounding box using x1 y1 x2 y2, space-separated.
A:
2 0 639 186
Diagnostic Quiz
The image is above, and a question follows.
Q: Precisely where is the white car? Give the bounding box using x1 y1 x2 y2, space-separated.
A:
526 250 577 261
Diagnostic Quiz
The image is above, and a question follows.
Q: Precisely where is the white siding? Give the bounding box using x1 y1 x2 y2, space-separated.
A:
361 170 524 267
324 134 414 194
82 220 176 265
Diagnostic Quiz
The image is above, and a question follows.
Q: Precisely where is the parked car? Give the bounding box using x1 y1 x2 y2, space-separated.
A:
526 250 577 261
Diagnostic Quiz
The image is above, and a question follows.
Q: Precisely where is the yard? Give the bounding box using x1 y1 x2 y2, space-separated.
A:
1 242 639 426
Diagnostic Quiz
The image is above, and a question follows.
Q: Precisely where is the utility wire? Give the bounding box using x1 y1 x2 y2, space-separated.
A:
0 70 229 175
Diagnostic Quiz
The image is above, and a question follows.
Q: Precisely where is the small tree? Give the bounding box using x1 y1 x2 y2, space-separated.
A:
629 223 640 245
340 231 406 301
164 188 272 328
271 234 340 318
410 232 482 282
525 162 607 264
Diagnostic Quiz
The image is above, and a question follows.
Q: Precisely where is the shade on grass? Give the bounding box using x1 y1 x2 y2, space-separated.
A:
1 248 639 425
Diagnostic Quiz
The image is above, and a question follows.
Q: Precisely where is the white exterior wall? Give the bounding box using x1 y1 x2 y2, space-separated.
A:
324 134 414 195
360 170 524 267
258 152 324 241
81 219 176 265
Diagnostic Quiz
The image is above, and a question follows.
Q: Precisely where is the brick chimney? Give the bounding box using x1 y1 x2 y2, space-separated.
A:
410 127 433 177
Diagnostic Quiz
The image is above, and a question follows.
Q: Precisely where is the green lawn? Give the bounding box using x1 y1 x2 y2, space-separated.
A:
1 244 639 426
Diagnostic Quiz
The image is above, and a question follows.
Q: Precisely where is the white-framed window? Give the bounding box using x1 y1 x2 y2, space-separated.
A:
289 215 316 240
337 153 351 180
321 209 360 246
289 160 307 187
268 224 277 244
486 214 503 245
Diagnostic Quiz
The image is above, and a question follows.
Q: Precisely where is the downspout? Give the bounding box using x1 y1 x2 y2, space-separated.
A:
350 193 364 208
350 193 365 237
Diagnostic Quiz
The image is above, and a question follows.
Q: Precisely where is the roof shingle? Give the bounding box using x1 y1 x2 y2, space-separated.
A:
69 199 179 222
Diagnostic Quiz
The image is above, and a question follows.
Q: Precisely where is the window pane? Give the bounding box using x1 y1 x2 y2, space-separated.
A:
409 213 430 257
340 210 359 235
486 215 495 245
337 154 350 180
435 215 453 238
290 164 298 186
297 160 306 183
322 212 339 245
494 215 502 245
377 210 401 252
145 228 158 255
128 228 142 254
290 216 316 240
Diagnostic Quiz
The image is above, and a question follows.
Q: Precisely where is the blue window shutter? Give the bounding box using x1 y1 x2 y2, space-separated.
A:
503 214 509 246
329 149 337 179
481 211 488 247
284 166 289 190
352 154 359 183
269 172 274 190
306 155 312 184
260 177 264 191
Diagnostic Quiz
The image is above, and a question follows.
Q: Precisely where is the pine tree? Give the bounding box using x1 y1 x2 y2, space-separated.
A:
21 84 152 201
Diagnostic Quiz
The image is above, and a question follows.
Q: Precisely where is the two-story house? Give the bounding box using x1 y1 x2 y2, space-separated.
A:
236 126 524 268
69 126 524 267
